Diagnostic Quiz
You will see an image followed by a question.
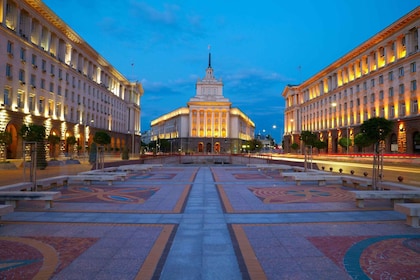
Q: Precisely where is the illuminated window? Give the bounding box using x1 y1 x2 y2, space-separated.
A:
17 91 24 108
412 100 418 114
400 103 406 116
3 88 11 105
29 95 35 111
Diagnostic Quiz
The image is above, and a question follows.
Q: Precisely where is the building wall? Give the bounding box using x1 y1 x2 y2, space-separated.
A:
0 0 143 158
282 7 420 154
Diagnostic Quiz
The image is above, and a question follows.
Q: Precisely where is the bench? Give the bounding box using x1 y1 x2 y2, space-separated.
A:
0 204 13 221
0 191 61 209
0 182 33 192
36 176 69 190
117 165 153 173
294 175 341 186
350 190 420 208
68 175 119 186
78 171 128 181
394 203 420 228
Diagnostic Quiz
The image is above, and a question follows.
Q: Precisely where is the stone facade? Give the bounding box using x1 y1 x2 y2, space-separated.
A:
0 0 143 158
282 7 420 154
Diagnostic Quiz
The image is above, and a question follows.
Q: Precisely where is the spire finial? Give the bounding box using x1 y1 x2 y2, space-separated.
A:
208 44 211 68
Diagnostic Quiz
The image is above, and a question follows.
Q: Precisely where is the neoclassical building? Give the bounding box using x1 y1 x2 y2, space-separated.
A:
150 53 255 154
282 6 420 154
0 0 143 159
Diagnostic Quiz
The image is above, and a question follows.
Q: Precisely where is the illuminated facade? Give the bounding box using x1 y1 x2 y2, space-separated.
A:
0 0 143 159
282 7 420 154
150 53 255 154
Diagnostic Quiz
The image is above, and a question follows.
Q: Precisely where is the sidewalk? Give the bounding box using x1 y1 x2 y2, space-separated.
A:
1 163 419 279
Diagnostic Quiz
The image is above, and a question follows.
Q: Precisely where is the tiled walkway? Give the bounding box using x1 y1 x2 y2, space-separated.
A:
1 165 420 279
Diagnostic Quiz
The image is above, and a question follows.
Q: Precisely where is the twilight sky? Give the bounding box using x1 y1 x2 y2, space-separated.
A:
43 0 419 142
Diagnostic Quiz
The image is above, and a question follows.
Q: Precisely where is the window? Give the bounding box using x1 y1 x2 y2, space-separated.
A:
17 91 24 108
389 71 394 81
389 87 394 97
412 100 418 114
50 65 55 76
363 96 367 104
18 69 25 83
5 64 12 78
3 88 10 105
389 105 395 118
58 86 62 96
411 62 417 73
379 75 384 84
49 82 54 93
400 103 406 116
371 93 375 103
20 48 26 62
371 79 375 88
30 74 36 87
29 95 35 111
363 81 367 90
6 41 13 56
41 60 46 72
411 80 417 91
379 90 384 100
356 84 360 92
399 67 404 77
31 54 37 66
39 98 44 114
40 79 45 89
58 69 62 80
399 84 405 95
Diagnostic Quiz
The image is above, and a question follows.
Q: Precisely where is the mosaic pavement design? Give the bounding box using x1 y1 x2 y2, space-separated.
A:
231 224 420 280
0 236 98 279
0 223 176 279
249 186 354 204
56 186 160 204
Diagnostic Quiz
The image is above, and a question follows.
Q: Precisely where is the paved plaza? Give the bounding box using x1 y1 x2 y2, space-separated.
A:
1 163 420 279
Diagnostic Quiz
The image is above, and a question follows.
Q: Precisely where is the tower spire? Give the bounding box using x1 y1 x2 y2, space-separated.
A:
208 44 211 68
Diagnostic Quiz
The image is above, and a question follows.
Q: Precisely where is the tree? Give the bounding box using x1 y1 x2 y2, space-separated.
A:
66 136 77 159
19 124 47 169
354 133 371 151
360 117 393 146
121 146 129 160
93 131 111 145
291 142 299 153
248 139 263 152
360 117 393 189
313 140 327 153
89 142 97 164
338 137 352 152
47 134 61 160
300 131 317 147
0 131 12 162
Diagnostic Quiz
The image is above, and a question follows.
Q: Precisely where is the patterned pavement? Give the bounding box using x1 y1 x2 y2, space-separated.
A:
1 165 419 279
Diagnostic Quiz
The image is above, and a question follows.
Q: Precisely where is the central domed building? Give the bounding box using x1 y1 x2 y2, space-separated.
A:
150 52 255 154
